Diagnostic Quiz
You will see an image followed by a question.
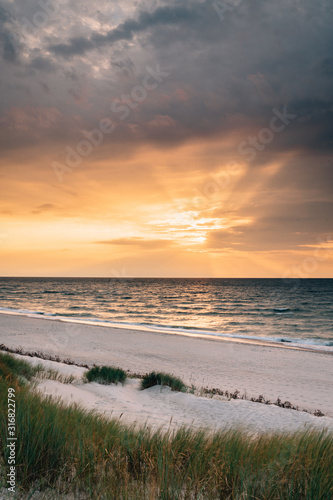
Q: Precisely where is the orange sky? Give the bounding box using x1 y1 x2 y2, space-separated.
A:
1 135 332 277
0 0 332 277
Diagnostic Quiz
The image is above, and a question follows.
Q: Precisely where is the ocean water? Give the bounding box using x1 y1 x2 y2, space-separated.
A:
0 278 332 351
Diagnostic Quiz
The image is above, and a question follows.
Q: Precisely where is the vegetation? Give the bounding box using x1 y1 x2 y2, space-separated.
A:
34 366 75 385
85 365 127 385
0 352 38 382
0 354 332 499
141 371 187 392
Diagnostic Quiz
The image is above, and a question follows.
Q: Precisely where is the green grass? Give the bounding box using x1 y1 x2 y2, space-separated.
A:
85 365 127 385
0 352 38 382
141 371 186 392
0 353 332 499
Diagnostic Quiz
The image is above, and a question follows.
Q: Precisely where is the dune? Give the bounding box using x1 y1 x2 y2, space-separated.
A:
0 312 332 434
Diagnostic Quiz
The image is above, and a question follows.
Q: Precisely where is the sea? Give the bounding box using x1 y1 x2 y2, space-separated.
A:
0 277 332 351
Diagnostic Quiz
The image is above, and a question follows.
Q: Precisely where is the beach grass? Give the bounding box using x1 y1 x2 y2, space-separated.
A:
141 371 187 392
0 354 332 499
34 366 76 385
85 365 127 385
0 352 38 383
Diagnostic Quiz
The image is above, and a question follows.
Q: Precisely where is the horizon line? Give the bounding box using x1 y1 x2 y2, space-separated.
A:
0 276 332 280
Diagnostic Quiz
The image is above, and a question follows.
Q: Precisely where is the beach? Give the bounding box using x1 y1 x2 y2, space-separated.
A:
0 312 332 434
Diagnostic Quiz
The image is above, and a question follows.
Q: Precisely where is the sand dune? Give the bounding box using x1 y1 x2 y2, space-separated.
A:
35 376 333 435
3 345 333 436
0 317 333 433
1 313 332 417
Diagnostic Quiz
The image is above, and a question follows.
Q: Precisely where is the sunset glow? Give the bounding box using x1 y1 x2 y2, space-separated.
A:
0 0 332 277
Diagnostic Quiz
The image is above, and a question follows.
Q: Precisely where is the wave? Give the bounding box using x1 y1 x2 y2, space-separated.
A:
0 306 333 352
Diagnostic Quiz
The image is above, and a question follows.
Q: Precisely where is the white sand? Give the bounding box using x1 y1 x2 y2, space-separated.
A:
5 352 333 435
1 312 333 433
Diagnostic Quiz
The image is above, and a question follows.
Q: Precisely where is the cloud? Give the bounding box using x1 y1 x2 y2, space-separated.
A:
0 5 18 62
0 0 333 276
1 0 332 155
95 238 174 249
206 201 333 251
319 56 333 77
29 56 57 73
48 5 198 58
32 203 57 214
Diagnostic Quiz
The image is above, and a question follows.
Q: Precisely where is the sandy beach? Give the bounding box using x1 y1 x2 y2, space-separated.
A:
1 312 333 434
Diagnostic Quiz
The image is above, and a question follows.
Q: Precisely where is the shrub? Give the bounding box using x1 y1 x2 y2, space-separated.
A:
85 365 127 385
141 371 186 392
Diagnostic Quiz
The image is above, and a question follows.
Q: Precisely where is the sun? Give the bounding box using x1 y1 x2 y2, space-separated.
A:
192 236 206 244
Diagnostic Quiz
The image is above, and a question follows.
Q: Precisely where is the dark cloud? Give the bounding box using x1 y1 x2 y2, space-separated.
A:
0 0 332 191
319 57 333 77
2 33 17 61
49 36 94 58
0 0 331 156
0 5 9 22
48 5 198 58
0 5 18 62
29 56 56 72
207 201 333 251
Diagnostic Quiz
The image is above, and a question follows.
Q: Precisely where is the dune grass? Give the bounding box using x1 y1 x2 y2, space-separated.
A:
0 351 38 382
141 371 186 392
34 366 76 385
85 365 127 385
0 352 75 385
0 354 332 499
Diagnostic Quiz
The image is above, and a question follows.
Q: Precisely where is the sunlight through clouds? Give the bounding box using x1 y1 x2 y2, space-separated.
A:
0 0 332 276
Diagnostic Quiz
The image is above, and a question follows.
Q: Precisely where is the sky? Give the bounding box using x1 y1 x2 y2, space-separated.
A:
0 0 332 277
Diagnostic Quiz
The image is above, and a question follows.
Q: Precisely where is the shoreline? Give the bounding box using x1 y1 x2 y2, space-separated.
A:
1 309 332 355
1 312 333 417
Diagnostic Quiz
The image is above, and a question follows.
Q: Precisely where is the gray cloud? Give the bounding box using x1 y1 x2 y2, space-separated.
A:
207 201 333 251
0 0 332 195
0 5 18 62
48 5 198 57
29 56 57 72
